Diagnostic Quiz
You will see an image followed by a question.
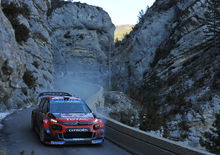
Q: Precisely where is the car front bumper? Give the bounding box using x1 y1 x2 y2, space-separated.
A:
48 138 104 145
44 128 104 145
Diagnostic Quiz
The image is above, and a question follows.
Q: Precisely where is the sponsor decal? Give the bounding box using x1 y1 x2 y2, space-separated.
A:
64 118 89 121
64 138 88 141
60 113 94 120
51 141 65 145
67 128 90 132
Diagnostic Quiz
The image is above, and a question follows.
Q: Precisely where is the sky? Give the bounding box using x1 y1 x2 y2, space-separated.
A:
75 0 156 25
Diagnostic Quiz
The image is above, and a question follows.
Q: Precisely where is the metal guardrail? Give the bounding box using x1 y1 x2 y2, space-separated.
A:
102 116 213 155
87 85 213 155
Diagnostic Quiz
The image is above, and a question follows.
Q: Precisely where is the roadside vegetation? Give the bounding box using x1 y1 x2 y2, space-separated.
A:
114 25 134 42
199 0 220 153
2 2 30 44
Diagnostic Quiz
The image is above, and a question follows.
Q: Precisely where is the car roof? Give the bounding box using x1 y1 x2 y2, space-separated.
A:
49 96 85 104
38 92 72 98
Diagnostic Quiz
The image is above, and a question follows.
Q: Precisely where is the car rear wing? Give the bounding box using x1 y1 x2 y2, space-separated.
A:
38 92 72 97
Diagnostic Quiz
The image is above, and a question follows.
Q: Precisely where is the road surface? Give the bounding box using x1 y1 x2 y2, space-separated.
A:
0 107 130 155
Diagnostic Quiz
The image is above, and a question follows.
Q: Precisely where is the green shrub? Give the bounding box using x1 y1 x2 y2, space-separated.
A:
212 72 220 91
163 128 170 138
150 39 176 67
115 38 121 48
1 61 13 75
23 71 37 89
32 61 39 69
13 22 30 43
139 104 166 131
21 87 28 96
178 121 190 132
77 34 84 40
64 31 71 38
109 110 137 127
200 113 220 154
2 2 30 44
66 43 72 46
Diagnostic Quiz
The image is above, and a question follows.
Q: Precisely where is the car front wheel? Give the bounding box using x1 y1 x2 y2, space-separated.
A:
40 125 46 144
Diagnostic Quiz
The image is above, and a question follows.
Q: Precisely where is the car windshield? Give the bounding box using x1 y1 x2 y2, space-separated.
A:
49 100 91 113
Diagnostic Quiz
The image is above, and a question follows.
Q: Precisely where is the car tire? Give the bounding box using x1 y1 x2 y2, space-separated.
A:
39 125 46 144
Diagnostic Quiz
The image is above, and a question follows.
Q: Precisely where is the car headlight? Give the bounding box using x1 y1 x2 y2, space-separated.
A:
93 124 100 130
50 119 57 123
94 119 98 123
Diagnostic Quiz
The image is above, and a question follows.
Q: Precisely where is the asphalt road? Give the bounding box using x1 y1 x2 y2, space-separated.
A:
0 107 130 155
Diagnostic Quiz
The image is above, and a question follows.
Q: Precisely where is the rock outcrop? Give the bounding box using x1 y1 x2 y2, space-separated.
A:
0 0 114 111
48 1 114 86
0 0 54 110
104 91 139 127
112 0 220 147
0 2 24 111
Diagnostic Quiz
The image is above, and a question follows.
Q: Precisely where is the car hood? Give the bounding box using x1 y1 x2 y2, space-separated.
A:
52 113 95 121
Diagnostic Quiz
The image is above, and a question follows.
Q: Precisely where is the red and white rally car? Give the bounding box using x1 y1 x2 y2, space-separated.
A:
31 92 104 145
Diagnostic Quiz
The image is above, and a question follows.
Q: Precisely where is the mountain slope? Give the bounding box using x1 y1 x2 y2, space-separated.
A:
111 0 220 147
114 25 133 41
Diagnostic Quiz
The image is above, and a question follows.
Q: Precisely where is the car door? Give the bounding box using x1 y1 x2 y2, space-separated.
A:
36 98 47 129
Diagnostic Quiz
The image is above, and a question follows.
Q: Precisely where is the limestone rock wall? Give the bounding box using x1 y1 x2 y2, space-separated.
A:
111 0 220 147
0 0 114 111
48 2 115 86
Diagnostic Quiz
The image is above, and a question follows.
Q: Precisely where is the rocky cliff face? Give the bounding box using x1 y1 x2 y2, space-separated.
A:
0 0 114 111
48 1 114 86
0 2 25 111
0 0 54 110
112 0 220 147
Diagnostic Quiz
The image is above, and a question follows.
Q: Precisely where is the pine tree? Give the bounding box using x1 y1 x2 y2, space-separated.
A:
200 113 220 154
205 0 220 50
138 9 145 23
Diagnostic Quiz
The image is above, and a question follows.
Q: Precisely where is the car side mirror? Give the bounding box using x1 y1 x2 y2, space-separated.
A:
47 112 56 119
93 113 97 118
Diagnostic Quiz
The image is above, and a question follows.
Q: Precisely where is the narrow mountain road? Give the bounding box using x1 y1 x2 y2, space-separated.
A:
0 107 130 155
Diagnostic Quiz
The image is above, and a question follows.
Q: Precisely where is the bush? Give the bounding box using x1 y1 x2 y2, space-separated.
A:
212 72 220 91
150 38 176 67
1 61 13 75
200 113 220 154
139 103 166 131
77 34 84 40
2 2 30 44
110 110 137 127
66 43 72 46
64 31 71 38
13 22 30 43
115 38 121 47
138 9 145 23
32 61 39 69
22 71 37 89
178 121 190 132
